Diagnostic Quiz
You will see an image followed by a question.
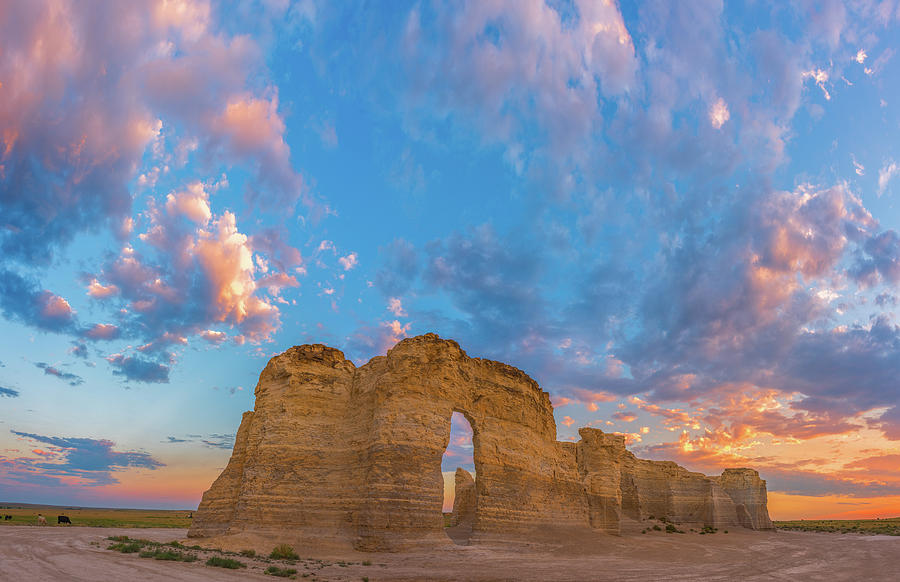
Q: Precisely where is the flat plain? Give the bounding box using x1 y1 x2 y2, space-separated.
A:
1 516 899 581
773 517 900 535
0 502 192 528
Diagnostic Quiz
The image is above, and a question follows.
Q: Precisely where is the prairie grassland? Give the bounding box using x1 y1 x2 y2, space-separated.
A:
0 502 193 528
775 517 900 535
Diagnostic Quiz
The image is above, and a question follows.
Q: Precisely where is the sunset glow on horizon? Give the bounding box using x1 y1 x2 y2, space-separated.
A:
1 0 899 519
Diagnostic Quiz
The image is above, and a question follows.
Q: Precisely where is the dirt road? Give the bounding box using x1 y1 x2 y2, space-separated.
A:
1 526 897 581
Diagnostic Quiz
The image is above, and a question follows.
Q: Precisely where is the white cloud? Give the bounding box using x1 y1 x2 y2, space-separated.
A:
709 97 730 129
878 160 899 197
802 69 831 101
387 297 407 317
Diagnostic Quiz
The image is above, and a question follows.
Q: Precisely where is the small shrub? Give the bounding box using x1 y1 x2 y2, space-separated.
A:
362 560 372 566
108 541 145 553
269 543 299 560
647 515 655 520
641 529 647 534
206 556 246 569
652 525 662 531
724 530 729 534
240 548 256 557
362 577 369 582
107 535 130 542
265 565 298 577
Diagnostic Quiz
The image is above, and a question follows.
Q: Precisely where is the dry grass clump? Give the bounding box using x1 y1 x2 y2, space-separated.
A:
269 543 299 560
206 555 245 569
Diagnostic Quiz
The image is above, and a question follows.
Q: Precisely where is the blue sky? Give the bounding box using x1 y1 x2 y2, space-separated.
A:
2 0 900 518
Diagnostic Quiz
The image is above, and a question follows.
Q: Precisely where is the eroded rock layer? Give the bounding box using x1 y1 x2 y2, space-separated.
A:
190 334 773 550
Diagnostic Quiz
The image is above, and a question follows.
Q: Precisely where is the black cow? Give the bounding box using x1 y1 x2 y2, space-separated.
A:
57 515 72 525
3 515 11 520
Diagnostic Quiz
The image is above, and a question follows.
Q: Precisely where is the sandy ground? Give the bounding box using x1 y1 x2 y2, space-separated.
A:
1 526 898 581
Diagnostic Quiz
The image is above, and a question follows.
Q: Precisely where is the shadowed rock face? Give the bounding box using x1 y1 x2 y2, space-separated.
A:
189 333 773 551
449 468 476 528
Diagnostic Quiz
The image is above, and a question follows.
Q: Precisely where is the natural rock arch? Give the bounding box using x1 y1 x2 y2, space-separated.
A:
189 334 772 551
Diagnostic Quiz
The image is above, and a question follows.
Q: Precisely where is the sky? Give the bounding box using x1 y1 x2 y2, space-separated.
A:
1 0 900 521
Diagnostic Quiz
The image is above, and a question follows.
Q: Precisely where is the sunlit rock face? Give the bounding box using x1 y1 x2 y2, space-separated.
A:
576 429 773 534
189 333 773 551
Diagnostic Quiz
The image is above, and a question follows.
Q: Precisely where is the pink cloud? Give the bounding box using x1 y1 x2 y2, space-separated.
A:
165 181 212 224
612 411 637 423
84 324 121 340
258 272 299 294
551 395 573 407
387 297 407 317
87 279 120 299
199 330 227 344
338 252 358 271
39 293 74 320
571 388 617 405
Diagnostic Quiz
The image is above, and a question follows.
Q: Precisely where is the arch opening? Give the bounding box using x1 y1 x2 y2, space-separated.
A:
441 410 476 545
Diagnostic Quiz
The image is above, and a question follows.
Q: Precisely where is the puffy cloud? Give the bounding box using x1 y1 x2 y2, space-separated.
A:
165 181 212 224
627 184 874 386
0 1 161 265
90 196 288 348
338 252 358 271
0 0 308 343
199 330 227 344
87 279 120 299
387 297 407 317
210 93 304 209
83 324 121 341
851 230 900 287
709 97 730 129
0 271 77 332
612 411 637 423
107 353 170 384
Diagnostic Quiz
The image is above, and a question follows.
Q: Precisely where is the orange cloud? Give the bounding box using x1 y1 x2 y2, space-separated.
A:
87 279 119 298
612 411 637 423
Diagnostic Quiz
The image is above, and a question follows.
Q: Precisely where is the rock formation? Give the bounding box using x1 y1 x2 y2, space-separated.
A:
189 333 773 551
449 468 476 528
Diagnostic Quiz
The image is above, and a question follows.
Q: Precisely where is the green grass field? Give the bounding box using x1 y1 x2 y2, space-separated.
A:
775 517 900 535
0 503 193 528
